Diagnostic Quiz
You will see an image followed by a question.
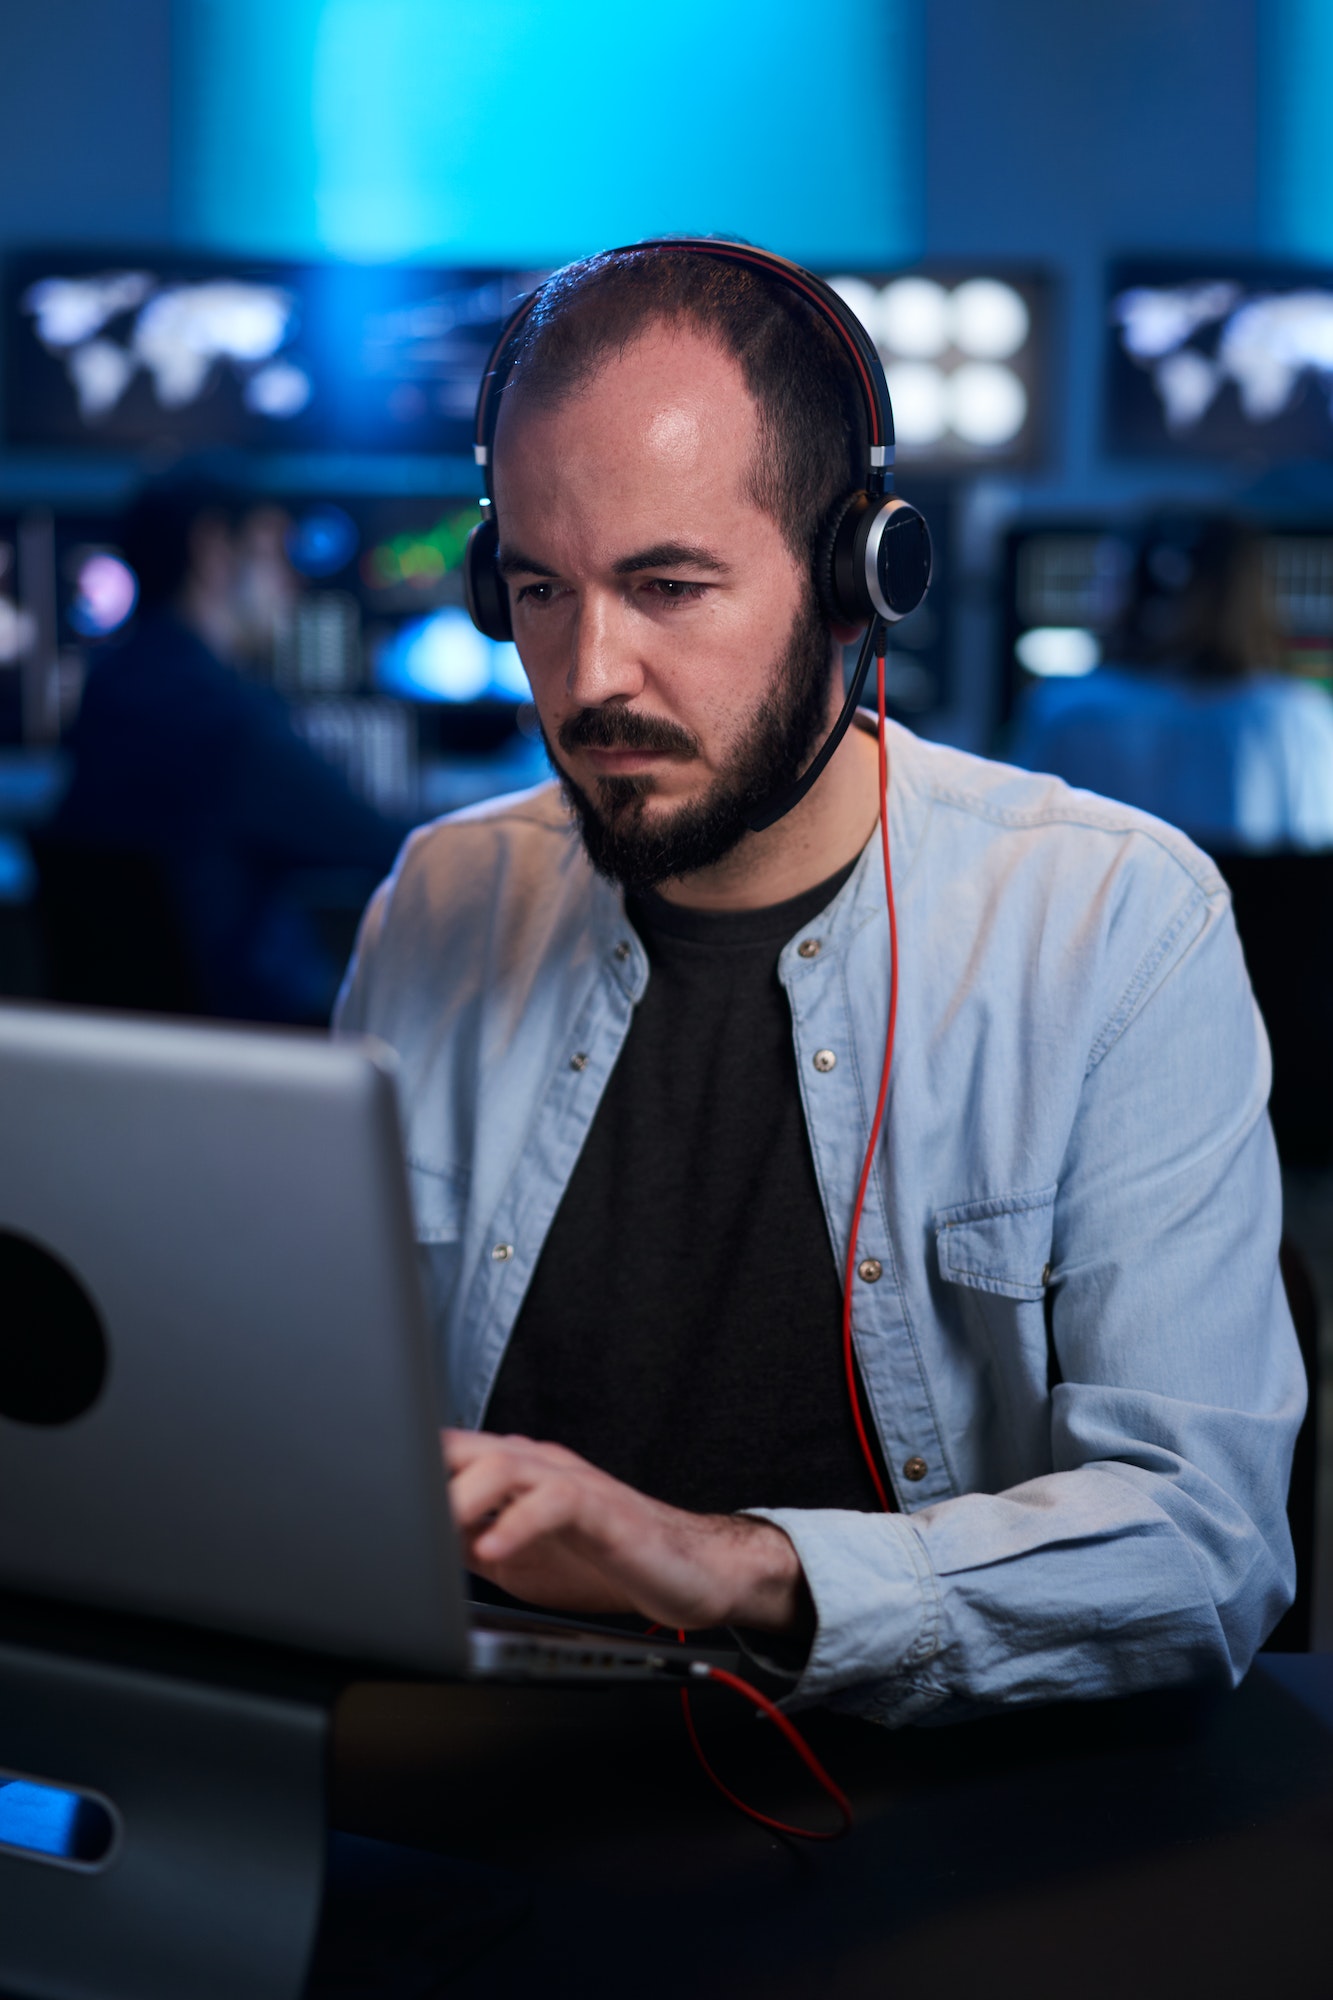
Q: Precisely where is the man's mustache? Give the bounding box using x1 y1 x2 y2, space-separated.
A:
558 707 700 760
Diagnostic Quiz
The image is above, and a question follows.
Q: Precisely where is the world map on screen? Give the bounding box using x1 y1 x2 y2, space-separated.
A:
1112 278 1333 437
20 272 311 423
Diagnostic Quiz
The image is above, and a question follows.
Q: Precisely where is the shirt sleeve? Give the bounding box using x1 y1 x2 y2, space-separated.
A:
747 892 1307 1726
330 868 396 1036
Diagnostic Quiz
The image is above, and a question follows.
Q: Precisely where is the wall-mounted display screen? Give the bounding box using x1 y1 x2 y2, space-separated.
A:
1106 256 1333 461
822 267 1048 469
997 519 1333 732
3 251 544 455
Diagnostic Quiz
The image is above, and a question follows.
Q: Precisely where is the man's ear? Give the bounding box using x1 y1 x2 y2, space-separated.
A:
829 619 867 649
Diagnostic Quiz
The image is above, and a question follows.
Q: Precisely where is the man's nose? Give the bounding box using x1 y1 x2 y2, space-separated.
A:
564 591 646 709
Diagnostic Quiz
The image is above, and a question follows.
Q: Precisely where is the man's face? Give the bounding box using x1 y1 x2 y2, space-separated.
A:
492 323 837 890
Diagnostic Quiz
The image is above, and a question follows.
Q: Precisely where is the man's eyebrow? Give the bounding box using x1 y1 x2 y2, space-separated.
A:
496 539 733 580
497 545 557 579
612 542 731 577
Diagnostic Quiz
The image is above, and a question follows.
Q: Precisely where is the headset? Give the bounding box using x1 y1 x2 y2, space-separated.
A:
463 237 933 831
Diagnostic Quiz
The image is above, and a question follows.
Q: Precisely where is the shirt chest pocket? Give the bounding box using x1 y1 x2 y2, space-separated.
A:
933 1185 1058 1477
934 1185 1057 1301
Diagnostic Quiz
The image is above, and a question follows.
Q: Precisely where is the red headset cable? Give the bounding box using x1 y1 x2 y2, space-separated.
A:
679 1646 853 1842
674 642 898 1840
840 644 897 1514
641 1628 853 1837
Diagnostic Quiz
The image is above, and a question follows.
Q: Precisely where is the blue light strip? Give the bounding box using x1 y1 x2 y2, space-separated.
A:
172 0 923 266
1260 0 1333 257
0 1779 82 1860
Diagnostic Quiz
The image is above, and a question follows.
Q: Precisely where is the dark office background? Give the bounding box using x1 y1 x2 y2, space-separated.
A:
2 0 1333 1045
2 0 1327 722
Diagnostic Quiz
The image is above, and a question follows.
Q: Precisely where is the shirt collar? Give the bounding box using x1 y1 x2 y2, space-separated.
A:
582 711 930 989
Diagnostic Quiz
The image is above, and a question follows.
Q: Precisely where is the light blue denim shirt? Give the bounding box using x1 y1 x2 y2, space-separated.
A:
334 721 1304 1726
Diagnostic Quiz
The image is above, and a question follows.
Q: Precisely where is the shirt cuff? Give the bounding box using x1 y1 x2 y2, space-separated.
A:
741 1506 942 1707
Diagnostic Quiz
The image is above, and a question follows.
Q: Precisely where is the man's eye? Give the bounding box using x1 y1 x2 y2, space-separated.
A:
644 578 706 602
515 581 557 605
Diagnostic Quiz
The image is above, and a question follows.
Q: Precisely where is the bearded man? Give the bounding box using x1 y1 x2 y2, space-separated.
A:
334 245 1303 1725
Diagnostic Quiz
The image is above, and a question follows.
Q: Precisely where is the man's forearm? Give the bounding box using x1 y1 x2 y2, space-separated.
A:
445 1428 812 1632
689 1513 806 1630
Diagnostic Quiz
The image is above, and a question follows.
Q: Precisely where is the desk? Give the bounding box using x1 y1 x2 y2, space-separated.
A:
317 1657 1333 2000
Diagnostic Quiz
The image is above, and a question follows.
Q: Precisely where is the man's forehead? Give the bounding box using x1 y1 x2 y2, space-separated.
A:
490 324 777 573
494 319 758 458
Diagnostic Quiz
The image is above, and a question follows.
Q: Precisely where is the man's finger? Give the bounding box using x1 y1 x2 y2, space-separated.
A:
442 1426 503 1472
447 1454 534 1536
472 1476 585 1562
442 1427 581 1477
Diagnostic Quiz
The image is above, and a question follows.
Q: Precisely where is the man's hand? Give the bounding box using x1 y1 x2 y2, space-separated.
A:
443 1428 806 1632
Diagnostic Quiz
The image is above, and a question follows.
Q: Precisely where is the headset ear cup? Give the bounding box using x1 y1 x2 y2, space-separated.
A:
818 490 870 625
826 491 878 625
464 516 513 642
828 492 932 626
874 499 932 621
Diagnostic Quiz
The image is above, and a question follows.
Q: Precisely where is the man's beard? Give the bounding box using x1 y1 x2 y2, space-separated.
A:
545 590 834 893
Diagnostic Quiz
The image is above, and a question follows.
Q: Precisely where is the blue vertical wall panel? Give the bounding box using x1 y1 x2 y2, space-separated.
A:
925 0 1261 500
0 0 173 246
173 0 923 266
1260 0 1333 257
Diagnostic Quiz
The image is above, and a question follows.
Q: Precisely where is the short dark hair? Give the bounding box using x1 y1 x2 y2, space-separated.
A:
500 244 867 579
117 475 253 612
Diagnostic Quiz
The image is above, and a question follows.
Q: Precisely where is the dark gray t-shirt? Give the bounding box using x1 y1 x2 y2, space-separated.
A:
484 859 892 1517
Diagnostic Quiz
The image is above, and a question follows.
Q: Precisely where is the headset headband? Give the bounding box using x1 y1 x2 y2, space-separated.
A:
472 237 897 502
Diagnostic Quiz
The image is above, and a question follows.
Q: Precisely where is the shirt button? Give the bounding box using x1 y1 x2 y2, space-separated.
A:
813 1048 837 1073
613 941 631 962
1041 1262 1052 1286
903 1455 928 1482
570 1052 589 1072
491 1243 514 1263
857 1258 883 1283
797 938 822 959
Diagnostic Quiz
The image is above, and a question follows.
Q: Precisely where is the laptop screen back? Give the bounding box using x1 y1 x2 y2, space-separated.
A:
0 1006 466 1675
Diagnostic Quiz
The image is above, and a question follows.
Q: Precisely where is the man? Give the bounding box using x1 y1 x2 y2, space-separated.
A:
335 247 1304 1725
50 480 409 1023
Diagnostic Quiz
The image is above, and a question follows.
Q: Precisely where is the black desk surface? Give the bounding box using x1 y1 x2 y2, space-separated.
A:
316 1653 1333 2000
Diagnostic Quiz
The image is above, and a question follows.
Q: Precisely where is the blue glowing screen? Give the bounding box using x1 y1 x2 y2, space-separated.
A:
287 504 359 578
376 607 530 704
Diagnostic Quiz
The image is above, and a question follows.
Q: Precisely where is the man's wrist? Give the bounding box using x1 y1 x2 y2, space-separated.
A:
713 1514 806 1631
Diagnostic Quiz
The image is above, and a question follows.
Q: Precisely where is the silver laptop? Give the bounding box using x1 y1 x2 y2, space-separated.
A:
0 1003 734 1685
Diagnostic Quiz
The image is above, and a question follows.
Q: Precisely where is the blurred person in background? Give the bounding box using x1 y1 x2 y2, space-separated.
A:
1009 511 1333 851
48 478 411 1022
